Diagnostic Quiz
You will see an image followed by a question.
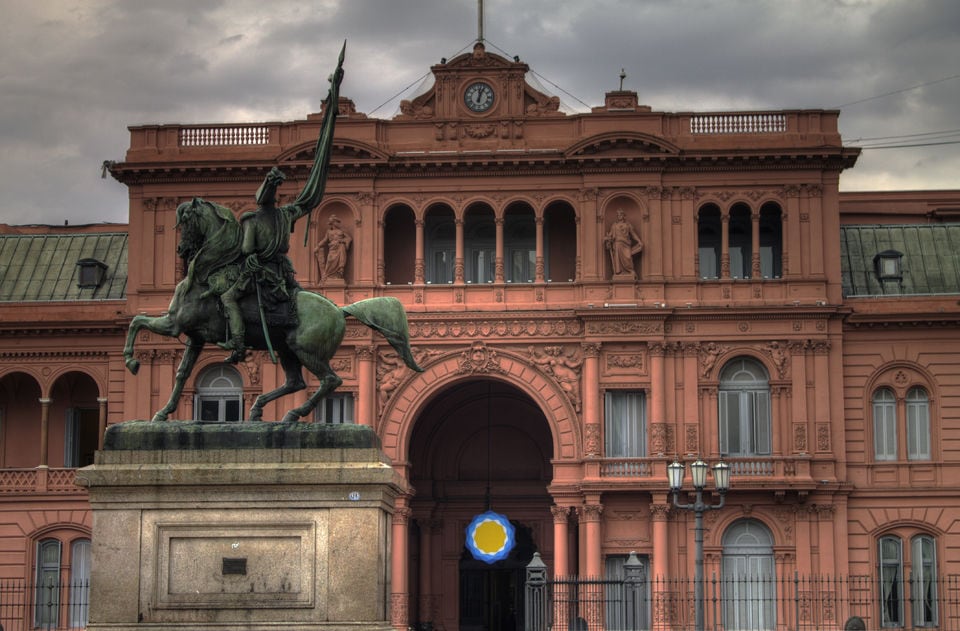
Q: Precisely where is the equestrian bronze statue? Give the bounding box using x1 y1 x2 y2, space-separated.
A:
122 44 422 422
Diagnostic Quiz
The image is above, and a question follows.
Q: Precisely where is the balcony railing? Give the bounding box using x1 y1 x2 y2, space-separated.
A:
599 457 810 482
0 469 86 495
179 124 271 146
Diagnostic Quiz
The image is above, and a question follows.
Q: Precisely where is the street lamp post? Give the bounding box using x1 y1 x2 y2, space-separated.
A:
668 458 730 631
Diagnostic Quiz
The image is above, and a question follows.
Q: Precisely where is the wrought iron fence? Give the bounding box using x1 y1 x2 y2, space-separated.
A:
0 579 89 631
525 555 960 630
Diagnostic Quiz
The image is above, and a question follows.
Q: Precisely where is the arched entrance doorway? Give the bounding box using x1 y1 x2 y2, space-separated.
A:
407 378 553 631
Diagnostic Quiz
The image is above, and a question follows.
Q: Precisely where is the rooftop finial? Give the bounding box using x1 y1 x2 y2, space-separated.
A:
619 68 627 91
478 0 484 43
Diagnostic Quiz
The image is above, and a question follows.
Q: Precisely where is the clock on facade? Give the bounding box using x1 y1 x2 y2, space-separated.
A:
464 82 495 112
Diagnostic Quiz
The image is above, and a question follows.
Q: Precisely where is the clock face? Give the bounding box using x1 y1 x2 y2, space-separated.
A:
464 82 495 112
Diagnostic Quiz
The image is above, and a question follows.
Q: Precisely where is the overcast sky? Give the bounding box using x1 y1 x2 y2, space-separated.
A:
1 0 958 226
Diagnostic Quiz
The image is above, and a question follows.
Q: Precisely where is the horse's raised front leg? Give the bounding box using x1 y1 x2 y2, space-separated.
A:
123 314 180 375
151 338 203 422
281 361 342 424
248 353 307 422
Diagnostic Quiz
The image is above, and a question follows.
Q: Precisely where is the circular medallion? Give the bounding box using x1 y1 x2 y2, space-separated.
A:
465 511 515 563
464 82 495 112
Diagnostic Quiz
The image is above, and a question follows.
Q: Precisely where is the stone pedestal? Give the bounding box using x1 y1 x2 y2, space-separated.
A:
75 421 406 631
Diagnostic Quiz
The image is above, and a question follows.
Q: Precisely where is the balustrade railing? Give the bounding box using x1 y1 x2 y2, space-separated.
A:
690 113 788 134
179 124 271 146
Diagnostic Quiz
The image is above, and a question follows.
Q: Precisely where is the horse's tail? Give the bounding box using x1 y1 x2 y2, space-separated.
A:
342 297 424 372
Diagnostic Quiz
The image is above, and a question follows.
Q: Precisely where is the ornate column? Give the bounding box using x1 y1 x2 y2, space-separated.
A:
581 343 601 459
751 211 761 278
356 345 376 426
414 217 425 284
580 502 604 577
495 215 505 283
97 397 108 450
551 505 571 576
535 215 545 282
650 499 671 631
38 397 51 467
454 217 464 284
649 343 666 455
580 188 599 280
720 211 730 279
390 499 412 629
580 501 604 631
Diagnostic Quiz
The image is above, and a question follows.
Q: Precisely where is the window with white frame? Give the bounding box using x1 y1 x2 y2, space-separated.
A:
722 520 776 631
719 358 771 456
194 365 243 422
315 392 355 424
604 390 646 458
879 535 904 627
873 388 897 461
872 385 933 462
911 535 938 627
35 538 61 627
906 387 931 461
69 539 90 628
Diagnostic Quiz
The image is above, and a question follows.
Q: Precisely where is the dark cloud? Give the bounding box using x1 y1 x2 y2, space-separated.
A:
0 0 957 225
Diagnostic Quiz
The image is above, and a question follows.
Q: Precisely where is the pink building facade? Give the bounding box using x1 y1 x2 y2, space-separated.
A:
1 43 959 630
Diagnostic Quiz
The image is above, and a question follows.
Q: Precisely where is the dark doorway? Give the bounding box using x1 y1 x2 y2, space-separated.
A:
459 522 536 631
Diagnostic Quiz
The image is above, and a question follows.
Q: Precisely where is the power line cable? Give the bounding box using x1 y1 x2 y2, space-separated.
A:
831 73 960 109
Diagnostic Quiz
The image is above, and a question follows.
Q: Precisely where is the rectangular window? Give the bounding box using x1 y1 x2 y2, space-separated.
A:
719 390 771 456
428 249 455 284
911 536 938 627
604 391 646 458
605 554 649 630
70 540 91 629
880 537 903 627
906 395 930 461
467 248 496 283
699 247 719 279
35 539 61 628
873 394 897 461
507 248 536 282
316 393 355 424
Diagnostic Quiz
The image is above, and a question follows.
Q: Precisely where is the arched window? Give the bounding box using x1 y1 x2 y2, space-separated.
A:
906 387 931 461
698 204 721 279
194 365 243 422
719 358 771 456
424 208 455 284
464 207 496 283
35 538 61 627
873 388 897 461
504 204 536 283
722 519 775 630
729 203 752 279
879 535 904 627
69 539 91 628
759 203 782 279
911 535 938 627
383 204 416 285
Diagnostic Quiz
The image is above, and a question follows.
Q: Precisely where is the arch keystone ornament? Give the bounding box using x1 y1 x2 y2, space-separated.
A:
465 511 516 564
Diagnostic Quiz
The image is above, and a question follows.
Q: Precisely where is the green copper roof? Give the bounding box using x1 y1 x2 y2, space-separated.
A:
0 233 127 301
841 224 960 297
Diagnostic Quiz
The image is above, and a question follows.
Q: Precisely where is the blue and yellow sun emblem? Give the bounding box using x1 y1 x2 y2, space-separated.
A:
465 511 516 564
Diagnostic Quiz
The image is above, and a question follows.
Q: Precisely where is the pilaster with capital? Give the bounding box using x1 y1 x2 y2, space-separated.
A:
355 345 376 427
581 342 601 457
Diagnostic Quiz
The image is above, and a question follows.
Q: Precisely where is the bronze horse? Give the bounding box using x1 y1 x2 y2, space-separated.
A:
122 197 422 422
